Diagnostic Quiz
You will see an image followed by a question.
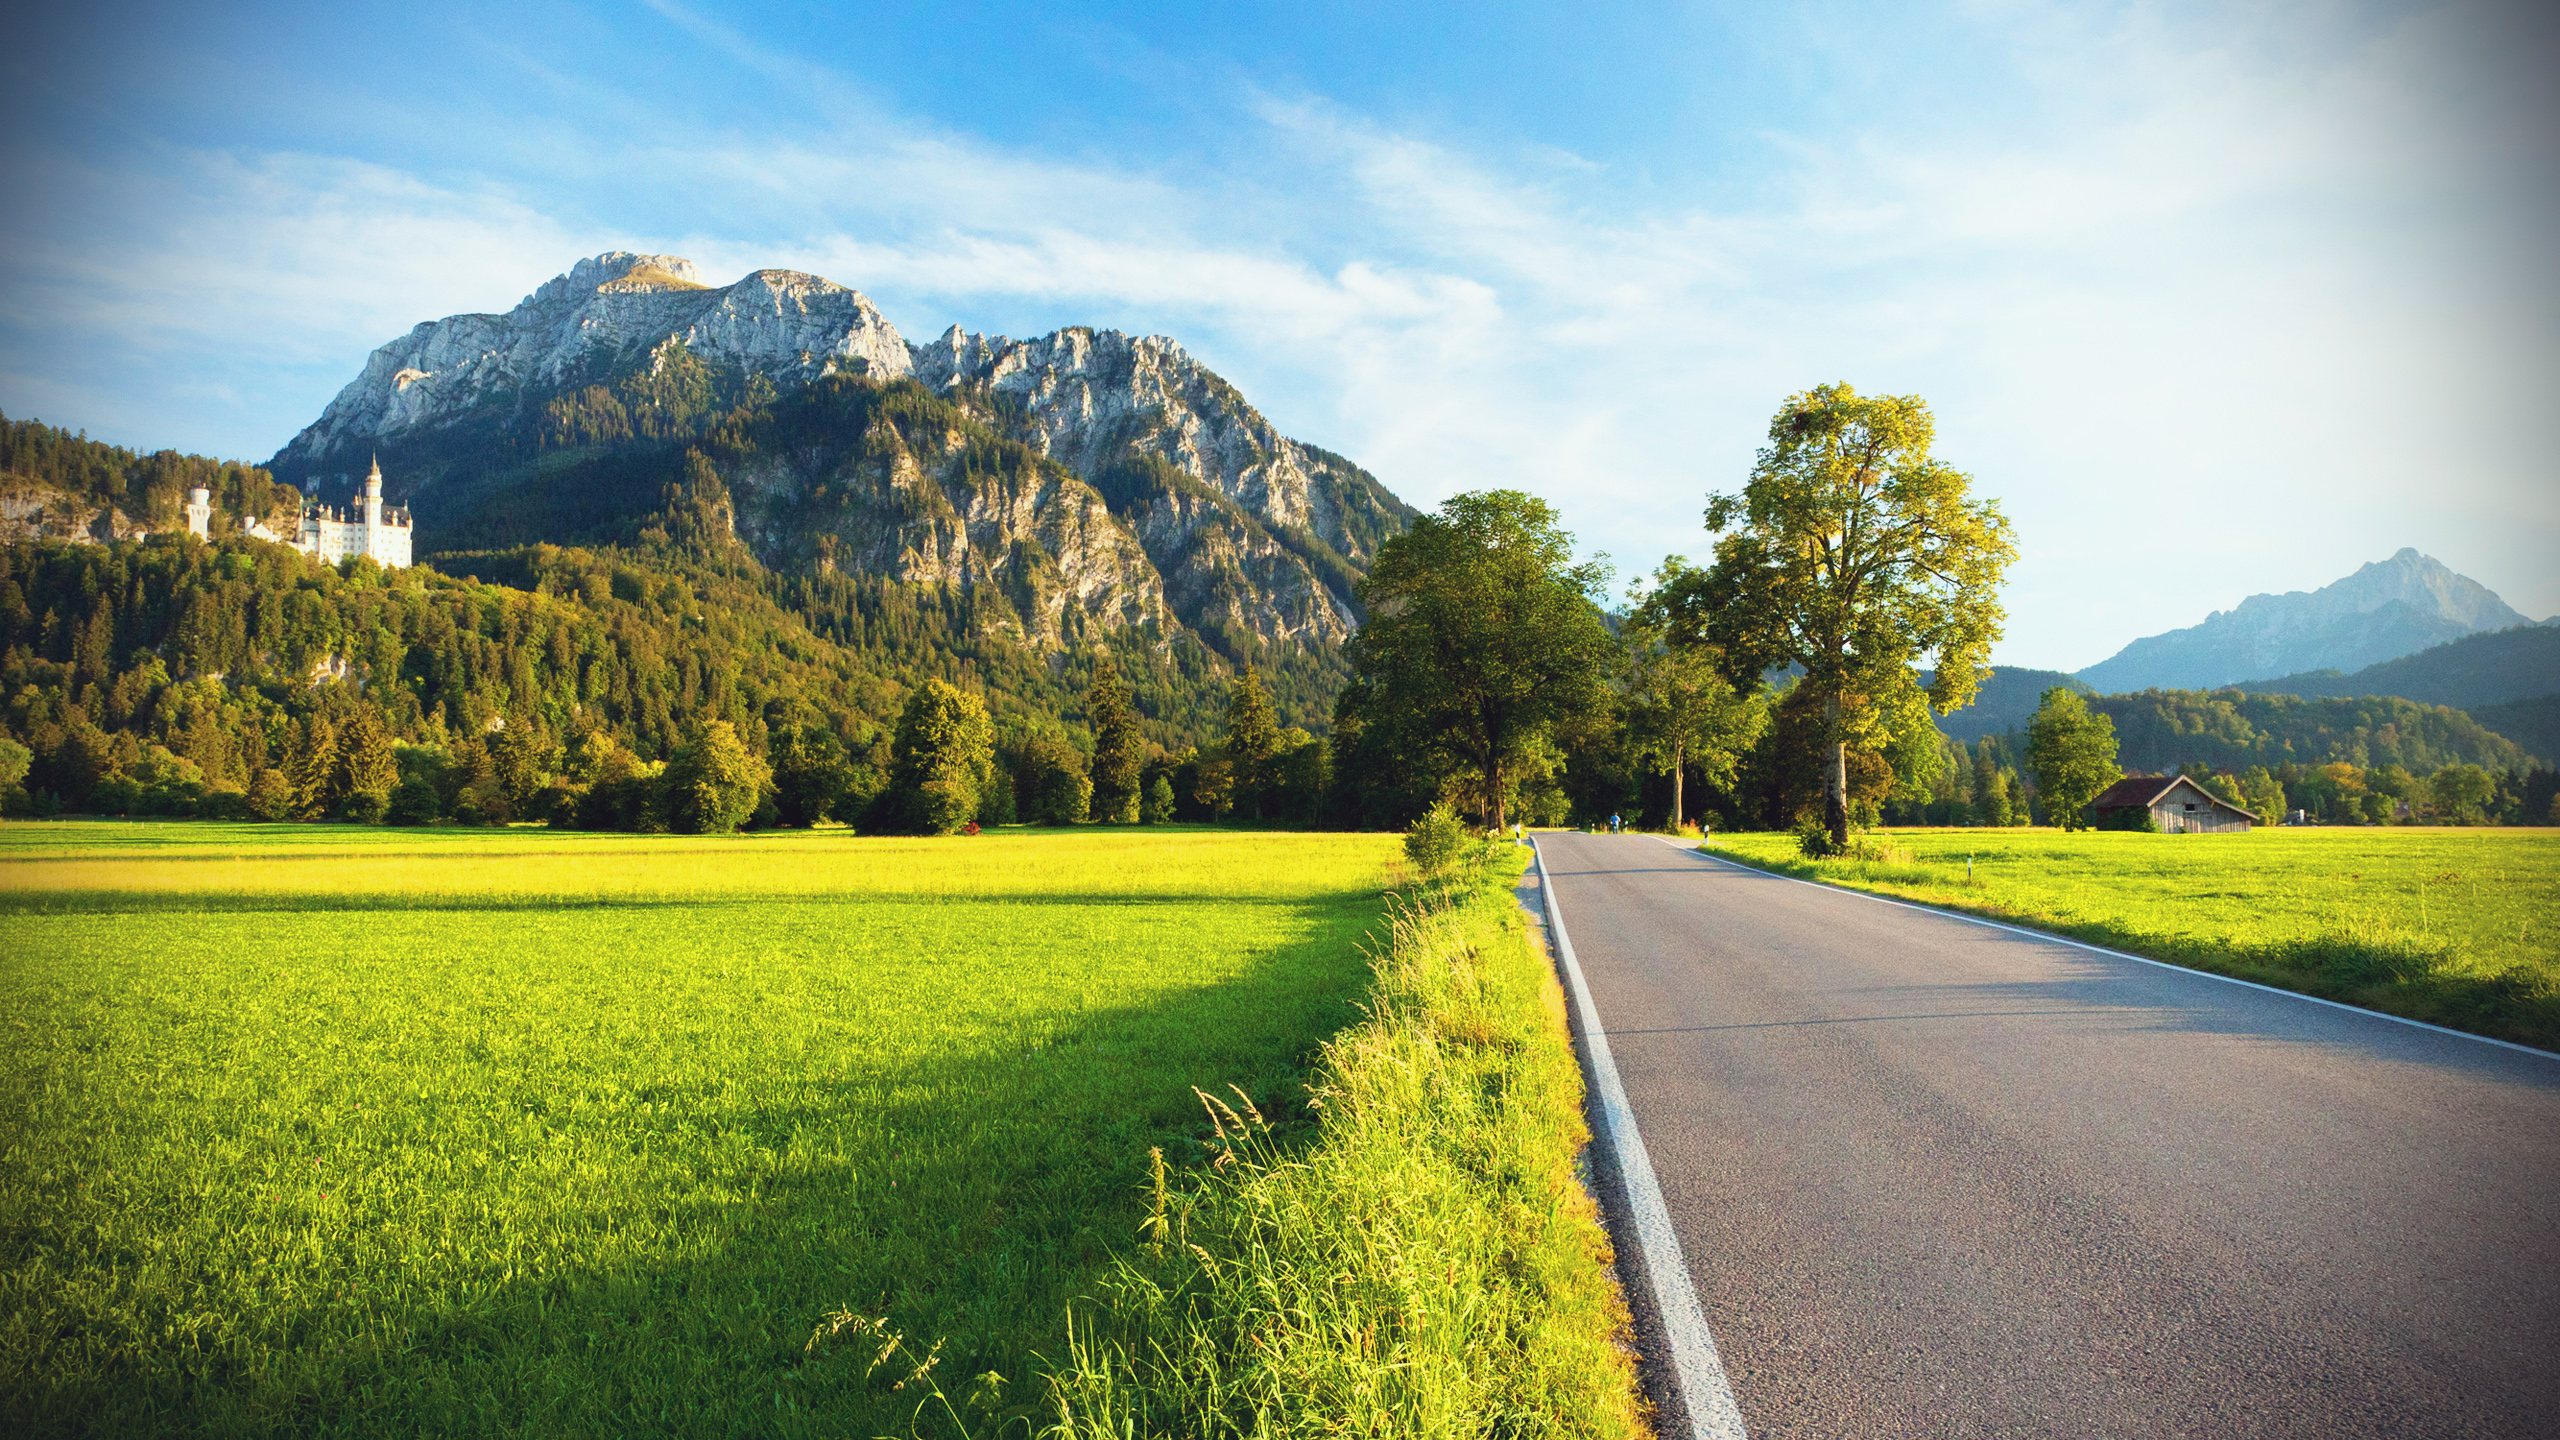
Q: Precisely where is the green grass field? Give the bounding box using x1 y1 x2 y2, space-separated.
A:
0 824 1408 1436
1706 826 2560 1049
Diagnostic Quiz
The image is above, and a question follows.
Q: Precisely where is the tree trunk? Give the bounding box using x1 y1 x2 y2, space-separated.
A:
1824 694 1849 848
1490 755 1508 834
1672 738 1685 832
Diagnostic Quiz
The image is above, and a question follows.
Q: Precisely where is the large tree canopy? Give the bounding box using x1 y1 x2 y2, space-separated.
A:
1671 384 2015 844
1339 490 1616 832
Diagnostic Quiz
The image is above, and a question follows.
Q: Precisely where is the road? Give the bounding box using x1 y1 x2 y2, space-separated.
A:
1533 831 2560 1439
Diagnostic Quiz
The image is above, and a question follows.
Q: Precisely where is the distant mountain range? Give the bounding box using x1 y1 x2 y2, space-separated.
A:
1935 602 2560 766
2074 550 2541 694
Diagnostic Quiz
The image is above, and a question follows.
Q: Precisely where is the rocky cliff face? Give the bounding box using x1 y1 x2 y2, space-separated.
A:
2076 549 2535 692
270 252 1413 664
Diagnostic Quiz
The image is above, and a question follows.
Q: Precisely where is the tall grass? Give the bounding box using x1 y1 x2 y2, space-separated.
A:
1040 851 1646 1439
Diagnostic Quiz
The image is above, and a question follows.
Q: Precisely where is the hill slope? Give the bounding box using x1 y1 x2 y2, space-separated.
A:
2236 624 2560 711
2076 550 2533 692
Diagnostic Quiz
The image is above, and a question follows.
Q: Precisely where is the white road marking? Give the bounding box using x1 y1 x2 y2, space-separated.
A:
1533 838 1750 1440
1652 835 2560 1062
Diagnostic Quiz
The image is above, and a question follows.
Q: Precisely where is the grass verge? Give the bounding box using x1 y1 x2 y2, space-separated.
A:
1703 827 2560 1052
1036 845 1647 1438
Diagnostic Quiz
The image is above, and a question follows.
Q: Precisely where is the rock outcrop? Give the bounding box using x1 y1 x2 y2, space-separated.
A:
269 252 1415 662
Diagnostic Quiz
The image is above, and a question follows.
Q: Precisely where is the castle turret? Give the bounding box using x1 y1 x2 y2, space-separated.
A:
363 455 385 528
185 486 212 539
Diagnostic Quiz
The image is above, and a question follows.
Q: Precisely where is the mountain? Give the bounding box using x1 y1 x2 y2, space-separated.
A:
1927 667 2090 743
2236 625 2560 711
2074 550 2534 693
267 252 1413 687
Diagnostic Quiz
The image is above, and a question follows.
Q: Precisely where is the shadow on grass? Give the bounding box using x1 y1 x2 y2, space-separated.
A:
3 895 1387 1439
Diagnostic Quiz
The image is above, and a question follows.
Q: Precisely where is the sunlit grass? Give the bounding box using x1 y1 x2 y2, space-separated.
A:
1707 826 2560 1048
0 823 1401 1437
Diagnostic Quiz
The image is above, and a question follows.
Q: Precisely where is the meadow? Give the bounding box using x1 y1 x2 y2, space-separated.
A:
1707 826 2560 1049
0 824 1405 1436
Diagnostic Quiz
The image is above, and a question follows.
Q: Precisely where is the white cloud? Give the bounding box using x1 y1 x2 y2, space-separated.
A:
3 0 2551 666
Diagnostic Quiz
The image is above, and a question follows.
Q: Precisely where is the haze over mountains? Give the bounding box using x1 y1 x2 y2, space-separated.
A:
267 251 1413 674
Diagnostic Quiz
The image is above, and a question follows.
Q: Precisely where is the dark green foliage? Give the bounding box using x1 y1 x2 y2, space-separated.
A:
2471 695 2560 766
385 774 441 826
2091 689 2526 775
1339 492 1616 832
769 723 857 827
1144 773 1176 824
1088 666 1143 824
1032 754 1095 826
2238 624 2560 711
1224 668 1279 822
0 411 300 534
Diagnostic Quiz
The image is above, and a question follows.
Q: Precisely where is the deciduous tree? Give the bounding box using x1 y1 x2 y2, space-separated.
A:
1339 490 1616 833
1625 559 1767 831
890 680 994 835
1674 385 2015 848
2025 688 2120 831
663 719 770 834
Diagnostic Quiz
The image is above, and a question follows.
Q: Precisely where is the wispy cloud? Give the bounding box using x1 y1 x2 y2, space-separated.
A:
2 0 2551 663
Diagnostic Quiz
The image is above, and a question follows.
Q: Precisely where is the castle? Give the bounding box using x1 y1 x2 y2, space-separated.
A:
188 457 412 568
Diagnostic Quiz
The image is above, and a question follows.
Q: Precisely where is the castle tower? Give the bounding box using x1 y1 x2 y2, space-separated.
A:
185 486 212 539
363 455 385 529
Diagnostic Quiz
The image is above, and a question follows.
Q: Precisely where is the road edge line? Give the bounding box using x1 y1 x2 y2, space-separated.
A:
1650 836 2560 1062
1534 838 1749 1440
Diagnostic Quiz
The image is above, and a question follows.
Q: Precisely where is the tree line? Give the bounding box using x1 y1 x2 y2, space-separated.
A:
5 385 2549 836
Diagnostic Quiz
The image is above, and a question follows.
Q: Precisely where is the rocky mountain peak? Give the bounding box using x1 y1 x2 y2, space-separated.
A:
265 251 1417 667
2077 550 2532 693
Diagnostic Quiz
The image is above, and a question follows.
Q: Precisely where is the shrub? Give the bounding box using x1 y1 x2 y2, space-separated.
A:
1032 761 1093 826
1142 773 1176 825
1795 817 1843 858
89 774 142 816
198 787 251 822
1404 804 1470 875
342 790 390 825
385 775 442 826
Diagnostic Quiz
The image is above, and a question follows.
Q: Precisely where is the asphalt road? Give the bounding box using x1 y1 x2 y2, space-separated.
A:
1534 831 2560 1439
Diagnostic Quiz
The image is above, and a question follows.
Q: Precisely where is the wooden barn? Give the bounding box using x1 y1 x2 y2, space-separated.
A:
2088 775 2258 834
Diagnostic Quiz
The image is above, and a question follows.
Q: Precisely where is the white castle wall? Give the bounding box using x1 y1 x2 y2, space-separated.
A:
187 460 413 568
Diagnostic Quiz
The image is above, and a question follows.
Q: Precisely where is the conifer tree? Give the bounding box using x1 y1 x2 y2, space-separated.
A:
1224 666 1279 821
334 704 399 807
1087 664 1143 824
288 714 338 819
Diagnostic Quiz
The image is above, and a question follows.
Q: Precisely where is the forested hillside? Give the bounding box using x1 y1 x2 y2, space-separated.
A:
2089 688 2528 774
2237 624 2560 710
0 413 301 541
0 526 1254 824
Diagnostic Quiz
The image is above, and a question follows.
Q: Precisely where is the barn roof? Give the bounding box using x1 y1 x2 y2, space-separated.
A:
2089 774 2259 821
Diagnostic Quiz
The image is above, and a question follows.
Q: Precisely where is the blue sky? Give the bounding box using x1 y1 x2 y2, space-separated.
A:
3 0 2554 668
